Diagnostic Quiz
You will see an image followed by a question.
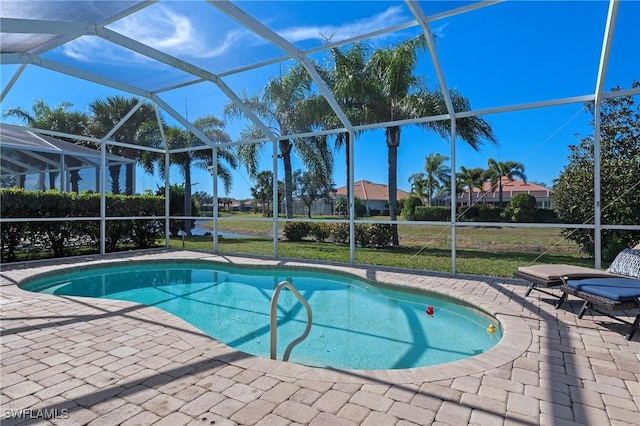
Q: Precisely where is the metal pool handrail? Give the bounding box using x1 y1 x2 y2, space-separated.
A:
270 280 313 362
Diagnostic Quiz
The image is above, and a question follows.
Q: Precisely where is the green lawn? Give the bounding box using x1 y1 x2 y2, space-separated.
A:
173 214 593 277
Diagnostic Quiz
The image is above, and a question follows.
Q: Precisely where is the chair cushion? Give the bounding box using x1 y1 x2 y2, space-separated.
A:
606 249 640 278
566 277 640 302
517 264 613 281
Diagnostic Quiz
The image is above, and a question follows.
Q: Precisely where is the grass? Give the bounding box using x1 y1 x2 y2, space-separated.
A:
171 215 594 277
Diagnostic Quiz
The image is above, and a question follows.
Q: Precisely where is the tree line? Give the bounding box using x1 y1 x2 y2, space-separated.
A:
3 35 496 243
408 153 528 208
4 33 637 255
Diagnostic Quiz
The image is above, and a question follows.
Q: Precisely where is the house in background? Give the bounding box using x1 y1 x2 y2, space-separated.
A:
286 180 411 217
335 180 411 215
438 179 553 209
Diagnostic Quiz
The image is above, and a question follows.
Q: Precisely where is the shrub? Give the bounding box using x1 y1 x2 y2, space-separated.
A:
477 206 505 222
534 209 558 223
553 82 640 257
413 206 450 221
331 223 350 244
401 195 423 220
510 193 537 210
283 222 310 241
354 224 370 247
509 193 537 222
369 223 394 247
310 223 331 242
354 197 366 218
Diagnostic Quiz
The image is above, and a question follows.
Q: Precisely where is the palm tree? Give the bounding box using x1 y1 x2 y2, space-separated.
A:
138 115 236 235
457 166 485 207
424 153 451 206
365 36 497 244
250 170 277 216
225 64 333 219
485 158 527 207
321 43 370 205
88 95 156 194
408 172 428 203
3 100 89 192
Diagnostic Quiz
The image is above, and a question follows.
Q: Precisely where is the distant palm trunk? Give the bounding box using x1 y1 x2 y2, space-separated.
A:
109 164 121 194
386 125 401 246
184 166 192 236
344 132 351 210
280 140 294 219
125 164 134 195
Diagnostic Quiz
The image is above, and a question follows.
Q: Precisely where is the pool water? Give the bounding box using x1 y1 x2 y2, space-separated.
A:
22 261 502 370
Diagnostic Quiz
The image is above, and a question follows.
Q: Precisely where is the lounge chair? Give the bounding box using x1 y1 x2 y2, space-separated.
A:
515 264 618 298
515 244 640 299
555 276 640 340
516 246 640 340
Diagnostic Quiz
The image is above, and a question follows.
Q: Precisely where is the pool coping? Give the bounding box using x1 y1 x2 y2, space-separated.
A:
0 249 533 384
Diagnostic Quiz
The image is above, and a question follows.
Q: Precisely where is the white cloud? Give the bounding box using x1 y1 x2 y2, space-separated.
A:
278 6 409 43
61 5 411 65
431 22 449 39
62 4 249 63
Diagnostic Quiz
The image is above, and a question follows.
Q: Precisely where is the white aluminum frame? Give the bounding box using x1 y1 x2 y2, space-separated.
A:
1 0 637 269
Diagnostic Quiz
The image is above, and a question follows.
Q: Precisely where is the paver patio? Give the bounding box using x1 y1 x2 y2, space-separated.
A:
1 249 639 425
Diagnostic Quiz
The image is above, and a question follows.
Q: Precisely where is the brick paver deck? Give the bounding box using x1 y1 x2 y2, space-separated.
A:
1 250 639 425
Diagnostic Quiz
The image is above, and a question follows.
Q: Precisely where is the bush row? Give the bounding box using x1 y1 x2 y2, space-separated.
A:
405 206 558 223
0 189 165 262
283 222 395 248
401 194 557 223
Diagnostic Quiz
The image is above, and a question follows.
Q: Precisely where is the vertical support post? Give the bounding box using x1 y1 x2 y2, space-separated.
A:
272 139 279 258
153 106 170 247
593 106 602 269
591 0 618 268
212 148 219 252
100 141 106 255
164 149 170 247
450 121 457 274
348 130 355 264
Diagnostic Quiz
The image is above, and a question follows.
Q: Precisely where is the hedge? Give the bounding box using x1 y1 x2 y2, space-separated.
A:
283 221 394 248
0 189 165 262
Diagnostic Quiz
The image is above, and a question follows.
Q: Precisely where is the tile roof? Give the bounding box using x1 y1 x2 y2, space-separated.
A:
335 180 411 201
480 178 550 193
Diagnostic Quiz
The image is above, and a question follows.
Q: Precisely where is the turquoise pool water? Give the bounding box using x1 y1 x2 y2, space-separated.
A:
21 261 502 370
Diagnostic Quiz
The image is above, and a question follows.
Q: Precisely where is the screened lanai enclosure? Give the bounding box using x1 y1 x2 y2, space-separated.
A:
1 0 639 272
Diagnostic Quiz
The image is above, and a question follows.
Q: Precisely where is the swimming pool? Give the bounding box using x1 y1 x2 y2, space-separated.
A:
21 260 502 370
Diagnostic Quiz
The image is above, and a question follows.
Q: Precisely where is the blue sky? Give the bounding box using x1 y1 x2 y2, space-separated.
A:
1 1 638 199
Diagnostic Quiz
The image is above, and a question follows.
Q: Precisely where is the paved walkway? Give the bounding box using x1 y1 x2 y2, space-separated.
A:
1 250 639 425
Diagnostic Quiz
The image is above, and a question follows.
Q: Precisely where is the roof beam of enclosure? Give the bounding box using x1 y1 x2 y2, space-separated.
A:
406 0 460 273
2 52 152 98
1 123 166 154
405 1 456 123
26 1 156 56
210 0 354 133
0 63 26 103
15 150 62 169
100 98 147 142
592 0 619 270
0 18 253 148
201 0 503 80
93 25 278 146
1 156 44 174
594 0 618 105
0 51 216 150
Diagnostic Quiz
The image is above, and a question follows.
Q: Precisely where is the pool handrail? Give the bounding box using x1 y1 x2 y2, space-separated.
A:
270 280 313 362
